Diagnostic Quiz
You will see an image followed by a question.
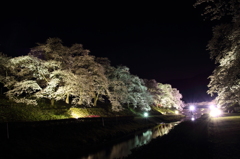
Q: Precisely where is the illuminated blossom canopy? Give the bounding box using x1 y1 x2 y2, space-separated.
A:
157 83 184 110
0 38 184 111
195 0 240 108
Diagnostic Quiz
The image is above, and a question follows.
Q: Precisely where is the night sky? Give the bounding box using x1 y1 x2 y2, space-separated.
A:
0 1 216 102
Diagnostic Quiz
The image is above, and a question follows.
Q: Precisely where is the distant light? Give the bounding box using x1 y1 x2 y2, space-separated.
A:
190 105 195 111
175 110 179 114
144 112 148 117
191 117 195 121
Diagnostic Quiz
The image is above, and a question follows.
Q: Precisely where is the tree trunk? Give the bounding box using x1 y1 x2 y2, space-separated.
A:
93 92 100 106
78 89 83 105
65 93 69 104
51 98 55 106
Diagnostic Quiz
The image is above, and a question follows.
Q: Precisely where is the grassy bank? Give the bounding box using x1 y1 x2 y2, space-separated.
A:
208 114 240 158
0 96 180 122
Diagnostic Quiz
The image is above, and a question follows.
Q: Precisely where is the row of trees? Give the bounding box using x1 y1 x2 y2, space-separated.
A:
0 38 184 111
194 0 240 108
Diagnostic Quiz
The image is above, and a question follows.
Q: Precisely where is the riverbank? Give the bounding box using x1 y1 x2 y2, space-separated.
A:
0 115 183 159
127 113 240 159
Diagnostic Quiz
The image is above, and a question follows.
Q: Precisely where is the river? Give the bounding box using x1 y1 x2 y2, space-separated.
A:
78 121 180 159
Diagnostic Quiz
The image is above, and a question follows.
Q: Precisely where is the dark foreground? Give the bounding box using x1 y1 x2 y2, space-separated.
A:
0 116 182 159
2 114 240 159
127 114 240 159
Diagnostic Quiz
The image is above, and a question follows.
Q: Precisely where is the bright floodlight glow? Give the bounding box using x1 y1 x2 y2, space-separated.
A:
144 112 148 117
210 108 222 117
189 105 195 111
191 117 195 121
71 112 79 119
175 110 179 114
72 114 79 119
209 105 216 110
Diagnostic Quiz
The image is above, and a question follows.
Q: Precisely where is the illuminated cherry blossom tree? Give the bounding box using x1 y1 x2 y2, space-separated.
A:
0 38 183 112
111 66 152 111
1 55 61 105
0 53 11 88
194 0 240 21
171 88 184 110
29 38 114 108
144 79 163 106
157 83 184 110
107 66 131 111
195 0 240 108
207 23 240 107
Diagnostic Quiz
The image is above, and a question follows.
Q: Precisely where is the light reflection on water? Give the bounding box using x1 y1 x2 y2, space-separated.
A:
79 122 180 159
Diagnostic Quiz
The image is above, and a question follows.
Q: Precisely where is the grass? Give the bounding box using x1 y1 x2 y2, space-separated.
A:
151 106 177 114
208 114 240 158
0 95 181 122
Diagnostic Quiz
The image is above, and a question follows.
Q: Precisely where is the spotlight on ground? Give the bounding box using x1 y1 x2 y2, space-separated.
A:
144 112 148 117
191 117 195 121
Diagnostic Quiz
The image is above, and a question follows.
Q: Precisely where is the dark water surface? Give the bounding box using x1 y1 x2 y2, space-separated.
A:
78 121 180 159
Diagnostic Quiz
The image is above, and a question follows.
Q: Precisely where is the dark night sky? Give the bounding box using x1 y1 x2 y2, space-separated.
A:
0 1 216 102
